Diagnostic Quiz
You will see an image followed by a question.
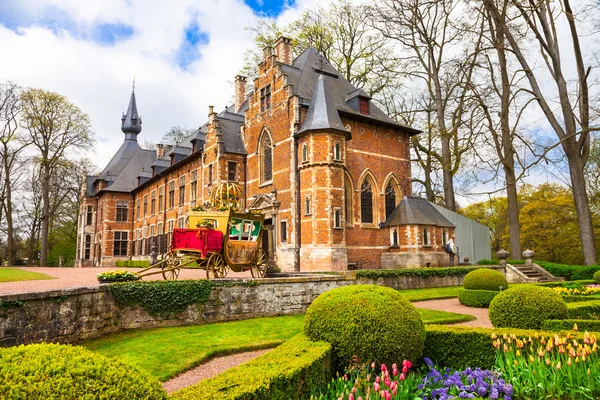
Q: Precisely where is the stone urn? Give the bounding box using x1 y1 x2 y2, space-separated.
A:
496 249 509 265
522 249 534 265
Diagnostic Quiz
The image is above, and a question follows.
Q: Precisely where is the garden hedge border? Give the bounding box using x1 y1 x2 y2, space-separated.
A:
477 259 525 265
356 266 486 279
540 319 600 332
567 300 600 320
423 325 590 370
457 289 498 308
171 334 331 400
114 260 150 268
537 261 600 281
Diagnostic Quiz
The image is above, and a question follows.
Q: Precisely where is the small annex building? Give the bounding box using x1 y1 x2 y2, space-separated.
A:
76 37 474 271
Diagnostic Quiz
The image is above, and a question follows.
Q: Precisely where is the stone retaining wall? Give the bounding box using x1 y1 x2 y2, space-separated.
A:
0 269 499 347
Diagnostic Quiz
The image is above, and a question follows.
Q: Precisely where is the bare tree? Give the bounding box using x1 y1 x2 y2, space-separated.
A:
483 0 598 264
161 126 193 146
21 89 94 266
0 81 28 265
372 0 485 211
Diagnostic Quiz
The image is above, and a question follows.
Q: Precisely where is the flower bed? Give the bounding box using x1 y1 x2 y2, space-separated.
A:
96 270 139 283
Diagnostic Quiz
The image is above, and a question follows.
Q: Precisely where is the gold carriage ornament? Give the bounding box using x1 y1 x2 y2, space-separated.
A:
136 182 267 280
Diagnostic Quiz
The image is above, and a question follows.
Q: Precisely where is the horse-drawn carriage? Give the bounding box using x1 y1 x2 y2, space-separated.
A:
136 183 267 280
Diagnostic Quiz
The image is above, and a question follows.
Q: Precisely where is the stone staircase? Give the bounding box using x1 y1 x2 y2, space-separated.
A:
513 264 551 282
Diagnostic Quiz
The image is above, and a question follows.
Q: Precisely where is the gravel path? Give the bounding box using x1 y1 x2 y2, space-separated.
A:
162 348 272 394
413 298 492 328
0 267 252 295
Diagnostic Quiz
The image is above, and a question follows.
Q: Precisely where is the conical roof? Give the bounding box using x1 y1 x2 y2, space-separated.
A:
121 90 142 139
297 74 349 135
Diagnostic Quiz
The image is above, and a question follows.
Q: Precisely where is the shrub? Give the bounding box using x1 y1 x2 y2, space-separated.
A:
0 343 167 399
107 279 212 316
463 268 508 291
537 261 600 280
477 259 525 265
594 270 600 284
304 285 425 371
541 319 600 332
423 325 590 370
356 266 484 279
171 334 331 400
115 260 150 268
96 270 139 282
489 286 568 329
567 300 600 320
458 289 499 308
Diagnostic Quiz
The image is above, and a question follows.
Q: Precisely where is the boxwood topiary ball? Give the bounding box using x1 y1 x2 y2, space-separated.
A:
489 285 568 330
594 270 600 284
304 285 425 371
0 343 168 399
463 268 508 291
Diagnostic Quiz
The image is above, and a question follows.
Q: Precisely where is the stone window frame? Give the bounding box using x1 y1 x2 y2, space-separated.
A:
302 143 308 163
178 175 186 206
382 173 401 220
135 199 141 221
304 195 311 215
258 129 274 186
333 208 342 229
442 229 448 247
359 171 378 227
143 195 148 217
86 205 93 225
208 164 213 185
150 191 156 215
84 235 92 260
190 170 198 206
344 173 354 227
116 201 128 222
390 228 399 248
158 186 165 213
260 84 272 113
423 227 430 246
113 231 128 257
333 142 342 161
280 220 287 243
228 161 237 182
168 180 175 210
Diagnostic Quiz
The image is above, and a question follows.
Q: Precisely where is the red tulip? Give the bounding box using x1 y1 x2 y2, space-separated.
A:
349 394 354 400
399 373 405 381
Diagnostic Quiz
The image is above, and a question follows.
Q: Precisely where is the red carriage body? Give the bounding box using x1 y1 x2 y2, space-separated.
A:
170 228 223 258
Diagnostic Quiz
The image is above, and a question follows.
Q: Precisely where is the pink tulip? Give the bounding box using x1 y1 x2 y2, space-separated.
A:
381 363 387 372
371 362 376 369
344 374 348 380
349 394 354 400
352 387 357 393
375 376 380 383
384 377 391 387
385 390 392 400
392 363 398 370
392 387 397 396
374 382 380 392
402 366 408 374
358 398 363 400
384 370 390 379
399 373 405 381
402 360 412 369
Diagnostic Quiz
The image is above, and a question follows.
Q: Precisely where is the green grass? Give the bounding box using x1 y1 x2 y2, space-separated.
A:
399 286 462 301
82 315 305 381
0 267 55 282
83 308 475 381
418 308 476 325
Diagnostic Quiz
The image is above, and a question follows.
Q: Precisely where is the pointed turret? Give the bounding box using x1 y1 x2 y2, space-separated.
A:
121 89 142 141
297 73 349 136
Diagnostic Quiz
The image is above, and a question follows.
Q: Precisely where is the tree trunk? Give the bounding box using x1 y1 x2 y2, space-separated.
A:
505 165 521 258
40 165 51 266
3 158 14 265
567 152 597 265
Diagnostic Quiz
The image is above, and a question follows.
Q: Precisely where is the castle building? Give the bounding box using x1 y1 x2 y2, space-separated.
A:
76 38 456 270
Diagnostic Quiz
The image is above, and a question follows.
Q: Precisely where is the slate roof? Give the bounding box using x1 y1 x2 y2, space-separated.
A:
381 197 455 228
297 74 350 136
121 90 142 137
101 149 157 193
283 47 421 135
96 140 142 183
85 175 97 196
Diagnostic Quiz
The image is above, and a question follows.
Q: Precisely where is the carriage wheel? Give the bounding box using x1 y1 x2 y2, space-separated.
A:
206 253 227 279
250 248 267 278
162 253 181 280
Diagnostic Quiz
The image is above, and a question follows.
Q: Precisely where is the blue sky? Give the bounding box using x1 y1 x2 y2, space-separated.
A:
245 0 295 16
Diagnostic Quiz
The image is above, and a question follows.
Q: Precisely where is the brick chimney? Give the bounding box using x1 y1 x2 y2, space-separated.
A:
263 46 273 63
234 75 247 112
208 105 216 123
155 143 164 158
274 36 292 65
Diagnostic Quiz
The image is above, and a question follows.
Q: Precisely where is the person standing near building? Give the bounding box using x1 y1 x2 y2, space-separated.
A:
445 236 457 266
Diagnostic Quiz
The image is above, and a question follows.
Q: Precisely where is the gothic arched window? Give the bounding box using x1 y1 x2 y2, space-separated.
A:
385 183 396 219
260 133 273 183
361 180 373 224
345 176 353 225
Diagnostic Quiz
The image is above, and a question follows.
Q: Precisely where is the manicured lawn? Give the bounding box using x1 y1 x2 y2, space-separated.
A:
0 267 55 282
399 286 462 301
418 308 475 324
83 308 475 381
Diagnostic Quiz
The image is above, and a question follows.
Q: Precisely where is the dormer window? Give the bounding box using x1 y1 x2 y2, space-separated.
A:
359 97 369 115
260 85 271 112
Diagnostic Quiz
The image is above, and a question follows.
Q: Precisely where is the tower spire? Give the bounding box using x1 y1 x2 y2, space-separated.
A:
121 84 142 141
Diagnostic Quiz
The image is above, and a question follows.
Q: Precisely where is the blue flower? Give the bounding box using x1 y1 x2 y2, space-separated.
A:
424 357 434 367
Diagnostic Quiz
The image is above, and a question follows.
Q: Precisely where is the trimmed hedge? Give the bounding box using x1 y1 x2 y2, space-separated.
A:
356 266 485 279
489 286 568 329
423 325 590 370
107 279 212 316
304 285 425 371
115 260 151 268
477 259 525 265
594 270 600 284
457 289 499 308
541 319 600 332
0 343 167 399
171 334 331 400
537 261 600 280
567 300 600 320
463 269 508 291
